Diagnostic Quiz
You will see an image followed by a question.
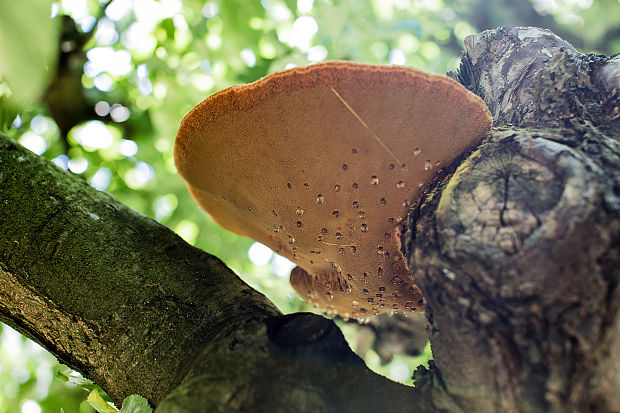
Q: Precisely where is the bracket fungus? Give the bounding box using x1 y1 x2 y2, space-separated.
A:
175 62 492 321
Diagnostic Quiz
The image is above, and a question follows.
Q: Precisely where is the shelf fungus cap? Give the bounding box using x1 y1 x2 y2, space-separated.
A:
175 62 492 320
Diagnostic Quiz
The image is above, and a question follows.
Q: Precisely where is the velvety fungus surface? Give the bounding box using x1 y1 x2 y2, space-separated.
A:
175 62 492 321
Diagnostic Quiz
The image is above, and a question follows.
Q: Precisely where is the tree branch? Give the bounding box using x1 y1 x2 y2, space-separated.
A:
0 134 282 404
0 135 430 412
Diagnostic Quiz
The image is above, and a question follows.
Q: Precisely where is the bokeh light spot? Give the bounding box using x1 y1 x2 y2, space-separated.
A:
201 2 219 18
110 104 130 122
248 242 273 266
21 400 41 413
119 139 138 157
95 101 111 116
240 49 257 67
68 158 88 174
124 161 154 188
154 194 178 221
307 45 327 62
90 167 112 191
74 121 115 150
175 220 199 244
19 132 47 155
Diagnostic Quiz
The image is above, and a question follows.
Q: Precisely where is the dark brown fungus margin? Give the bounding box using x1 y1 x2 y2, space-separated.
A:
175 62 492 321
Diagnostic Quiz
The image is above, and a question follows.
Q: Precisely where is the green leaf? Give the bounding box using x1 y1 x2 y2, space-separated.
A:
0 0 60 106
160 18 176 40
55 366 97 390
87 389 119 413
119 395 153 413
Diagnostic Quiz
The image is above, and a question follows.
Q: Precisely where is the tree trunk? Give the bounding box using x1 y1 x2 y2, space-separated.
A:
406 26 620 412
0 26 619 412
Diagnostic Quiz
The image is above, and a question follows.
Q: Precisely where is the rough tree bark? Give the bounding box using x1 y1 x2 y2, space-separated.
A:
0 26 618 412
406 26 620 412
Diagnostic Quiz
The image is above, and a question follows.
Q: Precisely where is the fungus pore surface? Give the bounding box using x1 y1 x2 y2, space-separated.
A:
175 62 492 321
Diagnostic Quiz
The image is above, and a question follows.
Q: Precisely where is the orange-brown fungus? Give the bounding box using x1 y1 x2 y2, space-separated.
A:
174 62 492 321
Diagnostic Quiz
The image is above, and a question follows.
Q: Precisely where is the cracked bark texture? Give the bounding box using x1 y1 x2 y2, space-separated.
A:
405 26 620 412
1 25 619 413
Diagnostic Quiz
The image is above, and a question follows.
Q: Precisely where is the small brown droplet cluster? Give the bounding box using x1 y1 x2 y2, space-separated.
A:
175 62 492 320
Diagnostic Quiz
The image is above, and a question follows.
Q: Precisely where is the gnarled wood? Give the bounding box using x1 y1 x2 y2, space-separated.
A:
406 26 620 412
